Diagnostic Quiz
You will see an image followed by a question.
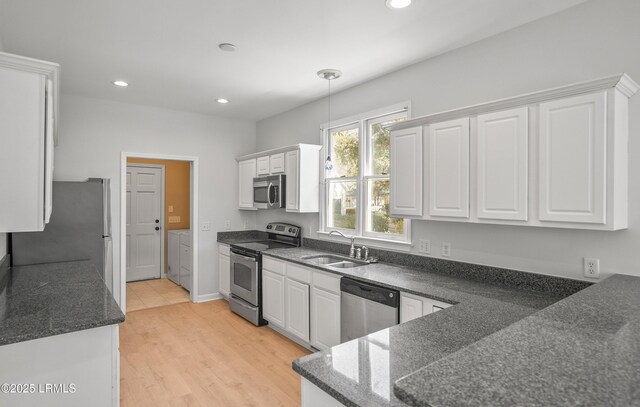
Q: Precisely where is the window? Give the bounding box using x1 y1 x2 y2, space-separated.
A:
322 104 410 242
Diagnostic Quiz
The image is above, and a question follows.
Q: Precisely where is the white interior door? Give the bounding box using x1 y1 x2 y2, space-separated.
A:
126 165 163 282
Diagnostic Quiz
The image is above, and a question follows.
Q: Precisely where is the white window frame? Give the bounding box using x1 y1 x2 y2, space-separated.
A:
320 102 412 244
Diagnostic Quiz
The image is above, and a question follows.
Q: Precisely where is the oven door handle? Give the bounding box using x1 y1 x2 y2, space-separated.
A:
267 183 275 207
231 252 258 263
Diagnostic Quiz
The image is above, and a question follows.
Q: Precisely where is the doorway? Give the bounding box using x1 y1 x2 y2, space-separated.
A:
120 152 199 314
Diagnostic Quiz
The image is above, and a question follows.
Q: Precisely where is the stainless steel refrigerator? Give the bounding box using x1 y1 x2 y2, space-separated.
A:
12 179 113 290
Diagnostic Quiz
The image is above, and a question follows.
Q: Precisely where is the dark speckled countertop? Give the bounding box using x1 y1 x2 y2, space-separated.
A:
0 259 125 346
263 247 567 407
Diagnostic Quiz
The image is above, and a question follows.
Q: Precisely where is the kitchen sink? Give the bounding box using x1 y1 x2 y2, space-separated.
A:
327 261 362 269
300 254 366 268
301 255 348 265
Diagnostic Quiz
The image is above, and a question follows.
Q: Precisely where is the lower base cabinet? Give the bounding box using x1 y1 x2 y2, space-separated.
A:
301 377 346 407
262 269 285 328
0 325 119 407
218 244 230 298
285 278 310 342
400 292 452 323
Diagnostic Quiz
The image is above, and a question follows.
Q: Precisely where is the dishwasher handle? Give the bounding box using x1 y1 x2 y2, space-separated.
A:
340 277 399 308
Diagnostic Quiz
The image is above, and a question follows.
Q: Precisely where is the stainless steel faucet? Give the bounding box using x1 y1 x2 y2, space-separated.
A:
328 230 356 258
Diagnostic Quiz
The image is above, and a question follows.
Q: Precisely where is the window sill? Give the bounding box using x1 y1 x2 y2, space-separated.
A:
315 231 412 252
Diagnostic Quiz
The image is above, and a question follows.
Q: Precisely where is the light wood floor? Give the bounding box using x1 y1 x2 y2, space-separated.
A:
120 299 311 407
126 278 190 312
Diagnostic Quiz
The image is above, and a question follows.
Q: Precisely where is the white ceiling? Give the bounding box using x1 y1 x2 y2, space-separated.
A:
0 0 587 121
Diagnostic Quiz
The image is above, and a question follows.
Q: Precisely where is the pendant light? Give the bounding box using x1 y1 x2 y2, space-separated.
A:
317 69 342 172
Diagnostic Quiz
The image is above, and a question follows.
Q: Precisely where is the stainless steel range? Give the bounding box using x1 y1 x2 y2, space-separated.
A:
229 223 301 326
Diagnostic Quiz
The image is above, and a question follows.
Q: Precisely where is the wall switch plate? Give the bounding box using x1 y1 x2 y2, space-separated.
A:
584 258 600 278
201 221 211 231
224 220 231 230
168 205 174 213
419 239 431 254
442 242 451 257
168 215 181 223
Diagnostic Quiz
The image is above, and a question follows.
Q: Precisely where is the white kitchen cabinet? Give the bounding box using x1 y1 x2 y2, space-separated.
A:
476 107 528 221
167 231 181 284
270 153 285 173
285 278 310 342
263 269 286 328
400 292 452 323
285 145 322 213
238 158 257 210
218 244 230 298
0 325 119 407
429 117 470 218
257 156 270 176
389 126 423 217
0 52 59 233
539 92 606 224
310 287 340 350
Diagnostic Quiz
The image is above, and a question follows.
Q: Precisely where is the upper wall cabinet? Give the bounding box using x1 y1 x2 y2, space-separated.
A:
429 118 470 219
389 126 423 217
238 158 257 210
538 92 606 224
237 144 321 212
476 107 528 221
388 74 638 230
0 52 59 233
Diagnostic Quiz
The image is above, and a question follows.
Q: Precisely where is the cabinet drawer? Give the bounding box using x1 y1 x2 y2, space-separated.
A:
263 257 285 275
312 270 341 294
286 263 311 284
179 231 192 247
218 244 230 257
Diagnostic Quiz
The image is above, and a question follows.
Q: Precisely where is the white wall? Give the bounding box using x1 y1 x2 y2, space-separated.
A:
256 0 640 281
55 94 257 305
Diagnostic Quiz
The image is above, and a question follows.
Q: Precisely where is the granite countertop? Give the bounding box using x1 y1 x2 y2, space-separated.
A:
262 247 567 407
394 273 640 407
0 260 125 346
217 230 268 245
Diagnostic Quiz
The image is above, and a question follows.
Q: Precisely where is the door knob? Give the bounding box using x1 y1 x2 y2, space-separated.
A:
155 219 160 223
155 226 161 231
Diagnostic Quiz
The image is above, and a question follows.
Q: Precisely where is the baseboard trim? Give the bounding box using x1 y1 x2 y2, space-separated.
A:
195 292 223 303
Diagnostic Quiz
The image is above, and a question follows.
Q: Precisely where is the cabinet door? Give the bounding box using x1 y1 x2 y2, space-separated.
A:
219 254 230 297
238 159 257 209
400 294 423 323
429 118 470 218
167 232 180 284
285 150 299 211
0 68 47 232
270 153 285 173
390 126 423 217
263 270 285 328
477 107 528 221
285 278 309 342
539 92 606 224
310 288 340 350
257 156 270 176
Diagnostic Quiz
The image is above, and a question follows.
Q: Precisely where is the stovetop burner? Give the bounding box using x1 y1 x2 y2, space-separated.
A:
229 222 302 257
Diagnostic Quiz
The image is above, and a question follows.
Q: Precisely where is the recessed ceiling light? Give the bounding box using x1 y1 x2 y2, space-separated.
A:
386 0 412 9
218 43 237 52
112 80 129 87
217 98 229 104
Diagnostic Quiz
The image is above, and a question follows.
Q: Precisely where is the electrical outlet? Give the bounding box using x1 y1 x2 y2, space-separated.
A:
584 258 600 278
201 221 210 231
168 205 174 213
419 239 431 254
224 220 231 230
442 242 451 257
243 220 248 230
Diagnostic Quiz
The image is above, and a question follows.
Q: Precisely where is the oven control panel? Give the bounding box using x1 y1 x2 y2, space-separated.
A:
266 222 300 237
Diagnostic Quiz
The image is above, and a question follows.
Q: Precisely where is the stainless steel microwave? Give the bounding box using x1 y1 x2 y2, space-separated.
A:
253 174 286 209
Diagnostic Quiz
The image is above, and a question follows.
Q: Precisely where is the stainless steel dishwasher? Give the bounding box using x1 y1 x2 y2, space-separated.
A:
340 277 400 343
